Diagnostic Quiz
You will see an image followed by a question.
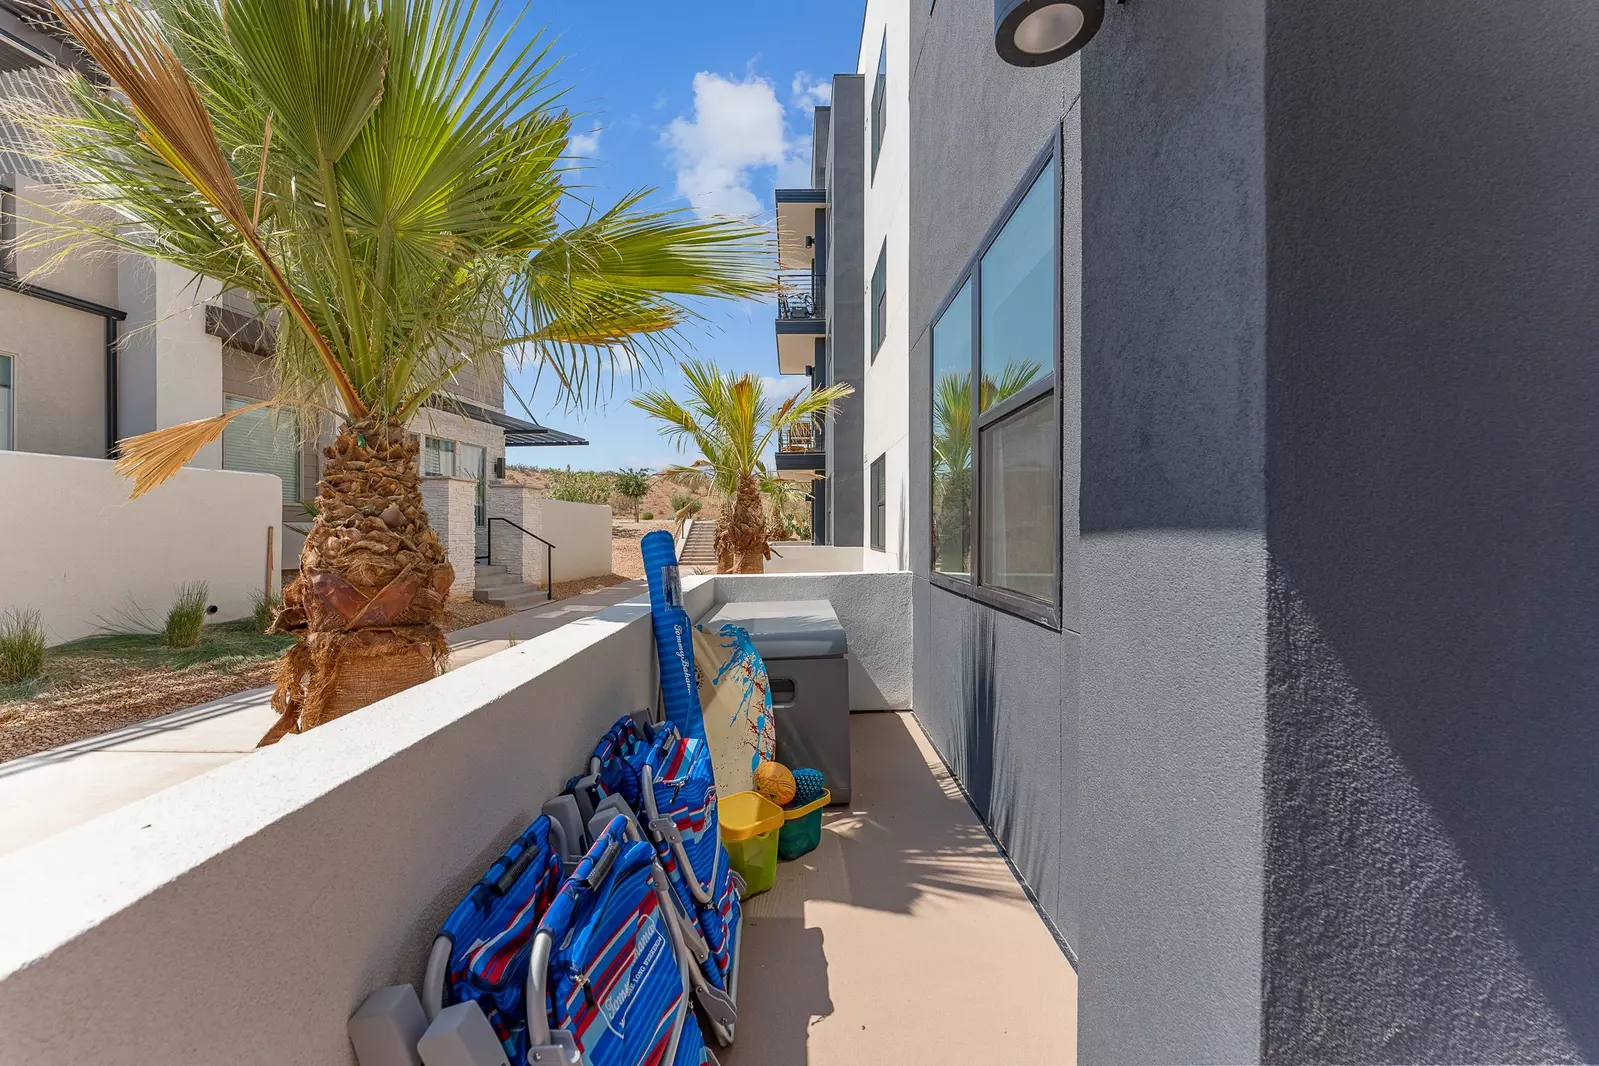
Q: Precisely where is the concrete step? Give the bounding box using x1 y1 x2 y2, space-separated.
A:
474 571 528 593
475 564 507 578
474 584 549 610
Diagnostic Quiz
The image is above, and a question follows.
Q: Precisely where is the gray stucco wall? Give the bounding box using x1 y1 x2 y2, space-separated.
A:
911 2 1268 1064
1262 3 1599 1062
825 74 865 547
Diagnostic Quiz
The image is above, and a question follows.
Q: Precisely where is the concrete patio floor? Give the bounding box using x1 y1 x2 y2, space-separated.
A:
723 712 1078 1066
0 580 647 856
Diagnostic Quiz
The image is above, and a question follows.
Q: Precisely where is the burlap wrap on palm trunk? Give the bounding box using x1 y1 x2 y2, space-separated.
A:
259 418 452 746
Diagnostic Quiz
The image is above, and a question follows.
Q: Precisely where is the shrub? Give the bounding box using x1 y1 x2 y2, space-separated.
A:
0 608 46 683
641 511 654 520
613 467 652 520
670 492 703 517
250 589 281 633
548 468 615 505
165 581 210 649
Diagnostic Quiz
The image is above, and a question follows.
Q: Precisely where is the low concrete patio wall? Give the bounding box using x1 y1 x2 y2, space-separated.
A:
0 451 282 644
0 571 909 1064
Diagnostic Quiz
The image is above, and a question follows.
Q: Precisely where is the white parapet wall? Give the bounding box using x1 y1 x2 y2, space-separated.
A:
0 572 910 1064
539 498 613 583
0 451 283 644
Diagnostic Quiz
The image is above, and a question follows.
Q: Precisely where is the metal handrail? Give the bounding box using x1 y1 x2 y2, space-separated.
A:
478 516 555 594
777 415 824 454
776 271 824 320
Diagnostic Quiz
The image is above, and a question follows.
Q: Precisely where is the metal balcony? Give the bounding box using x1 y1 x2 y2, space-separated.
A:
777 271 825 321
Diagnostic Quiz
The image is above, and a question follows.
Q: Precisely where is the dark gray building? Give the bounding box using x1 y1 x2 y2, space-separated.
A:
775 78 866 547
909 1 1599 1063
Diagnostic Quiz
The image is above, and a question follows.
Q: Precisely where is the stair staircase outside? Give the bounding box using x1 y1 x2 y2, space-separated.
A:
473 564 549 610
678 520 719 571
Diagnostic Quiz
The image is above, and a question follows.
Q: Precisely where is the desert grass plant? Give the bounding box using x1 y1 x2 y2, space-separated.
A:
633 361 852 573
250 589 282 633
164 581 210 649
0 0 770 740
0 608 47 684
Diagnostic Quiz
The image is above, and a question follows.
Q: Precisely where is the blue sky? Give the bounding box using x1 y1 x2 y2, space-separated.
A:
502 0 864 472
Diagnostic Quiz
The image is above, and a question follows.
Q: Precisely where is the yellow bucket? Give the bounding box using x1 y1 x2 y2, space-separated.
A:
719 791 784 896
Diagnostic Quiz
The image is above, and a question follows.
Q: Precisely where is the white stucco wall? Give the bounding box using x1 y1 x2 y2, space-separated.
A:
0 451 282 644
117 258 225 467
539 498 612 583
0 573 910 1063
0 577 718 1064
765 542 868 573
859 0 911 571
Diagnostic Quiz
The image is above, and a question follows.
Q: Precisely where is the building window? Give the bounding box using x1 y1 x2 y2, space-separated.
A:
871 241 887 359
222 394 300 504
870 454 886 552
870 35 887 179
0 354 12 450
423 436 456 477
458 443 486 527
928 134 1060 627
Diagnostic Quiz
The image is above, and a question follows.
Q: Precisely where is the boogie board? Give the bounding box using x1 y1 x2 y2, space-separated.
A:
692 621 777 796
642 530 705 742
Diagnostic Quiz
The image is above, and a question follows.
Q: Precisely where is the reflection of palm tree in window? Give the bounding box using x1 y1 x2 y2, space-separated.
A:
932 361 1041 574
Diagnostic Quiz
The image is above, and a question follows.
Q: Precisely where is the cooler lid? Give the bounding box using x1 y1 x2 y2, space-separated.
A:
703 599 846 658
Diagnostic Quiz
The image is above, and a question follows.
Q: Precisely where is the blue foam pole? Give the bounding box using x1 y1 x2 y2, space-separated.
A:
641 530 705 741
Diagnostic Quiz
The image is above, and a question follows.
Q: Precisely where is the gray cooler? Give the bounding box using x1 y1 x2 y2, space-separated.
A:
705 599 851 805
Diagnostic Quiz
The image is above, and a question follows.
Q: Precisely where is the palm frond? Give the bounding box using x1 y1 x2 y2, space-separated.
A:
113 401 273 498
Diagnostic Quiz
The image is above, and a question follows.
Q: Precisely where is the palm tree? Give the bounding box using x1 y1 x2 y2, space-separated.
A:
932 361 1042 574
0 0 769 737
632 362 852 573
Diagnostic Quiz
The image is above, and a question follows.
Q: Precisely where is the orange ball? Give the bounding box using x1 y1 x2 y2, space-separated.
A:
754 760 797 806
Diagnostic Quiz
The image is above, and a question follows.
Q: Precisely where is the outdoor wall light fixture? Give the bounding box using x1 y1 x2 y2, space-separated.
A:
994 0 1105 67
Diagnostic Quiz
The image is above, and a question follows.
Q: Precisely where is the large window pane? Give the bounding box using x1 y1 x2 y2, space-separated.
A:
223 394 300 504
979 394 1056 602
931 280 973 578
979 159 1054 410
0 355 12 450
458 444 486 527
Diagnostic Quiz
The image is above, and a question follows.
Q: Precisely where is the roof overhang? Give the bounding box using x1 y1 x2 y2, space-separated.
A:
775 188 826 271
776 320 823 376
430 397 588 447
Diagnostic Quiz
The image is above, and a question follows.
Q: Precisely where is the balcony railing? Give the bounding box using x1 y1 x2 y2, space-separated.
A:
777 415 825 454
777 270 825 321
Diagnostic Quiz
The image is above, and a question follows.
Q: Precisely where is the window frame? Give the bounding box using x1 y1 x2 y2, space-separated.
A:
927 128 1063 630
870 453 887 552
870 34 887 180
0 352 13 451
870 240 887 360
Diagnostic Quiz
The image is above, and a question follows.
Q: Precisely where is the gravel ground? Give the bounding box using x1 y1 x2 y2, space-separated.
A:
0 526 680 764
0 603 513 764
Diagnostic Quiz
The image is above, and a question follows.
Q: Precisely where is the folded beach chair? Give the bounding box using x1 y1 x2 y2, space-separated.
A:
586 715 744 1046
421 815 569 1063
527 815 714 1066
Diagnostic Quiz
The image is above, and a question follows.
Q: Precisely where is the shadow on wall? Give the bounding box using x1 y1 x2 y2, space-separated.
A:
1264 560 1596 1064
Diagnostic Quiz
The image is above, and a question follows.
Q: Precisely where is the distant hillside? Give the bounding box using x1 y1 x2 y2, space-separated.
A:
504 465 723 523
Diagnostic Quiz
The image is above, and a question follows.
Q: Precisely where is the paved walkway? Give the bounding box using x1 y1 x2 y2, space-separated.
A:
0 581 647 857
723 712 1078 1065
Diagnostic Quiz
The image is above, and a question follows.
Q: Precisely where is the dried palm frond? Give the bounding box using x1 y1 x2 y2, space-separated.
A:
114 401 273 498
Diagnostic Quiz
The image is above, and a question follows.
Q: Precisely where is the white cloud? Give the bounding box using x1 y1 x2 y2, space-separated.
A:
661 71 813 218
791 72 832 110
567 124 602 158
761 375 809 403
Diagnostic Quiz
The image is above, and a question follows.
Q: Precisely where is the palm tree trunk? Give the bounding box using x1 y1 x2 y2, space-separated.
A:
259 417 452 744
727 473 769 574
